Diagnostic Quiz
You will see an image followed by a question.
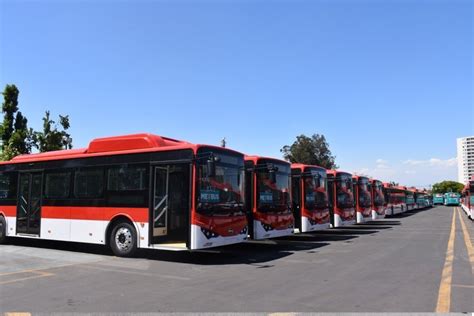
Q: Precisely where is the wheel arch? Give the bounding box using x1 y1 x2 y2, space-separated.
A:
105 214 141 246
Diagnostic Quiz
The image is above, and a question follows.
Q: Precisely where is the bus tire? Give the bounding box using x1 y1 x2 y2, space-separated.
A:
109 221 137 257
0 216 7 244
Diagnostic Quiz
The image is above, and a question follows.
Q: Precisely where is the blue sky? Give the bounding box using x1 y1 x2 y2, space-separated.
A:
0 0 472 187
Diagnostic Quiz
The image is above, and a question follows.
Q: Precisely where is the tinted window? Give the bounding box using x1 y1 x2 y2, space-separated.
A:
45 172 71 198
74 169 104 198
108 165 148 191
0 172 17 199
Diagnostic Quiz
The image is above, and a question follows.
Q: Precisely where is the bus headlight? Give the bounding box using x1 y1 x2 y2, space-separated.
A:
200 227 220 239
261 222 274 232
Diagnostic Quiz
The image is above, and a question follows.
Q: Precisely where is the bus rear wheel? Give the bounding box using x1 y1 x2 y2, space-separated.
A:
0 216 7 244
109 221 137 257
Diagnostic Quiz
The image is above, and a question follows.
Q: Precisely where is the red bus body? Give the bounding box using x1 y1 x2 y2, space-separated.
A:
383 183 406 216
291 164 330 232
0 133 248 252
353 175 372 223
461 178 474 220
244 156 294 239
327 170 356 227
370 179 385 220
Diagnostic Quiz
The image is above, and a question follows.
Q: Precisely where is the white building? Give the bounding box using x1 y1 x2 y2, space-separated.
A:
457 136 474 183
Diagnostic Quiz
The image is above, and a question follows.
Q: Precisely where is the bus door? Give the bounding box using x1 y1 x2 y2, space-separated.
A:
16 172 43 235
152 166 169 237
151 164 190 244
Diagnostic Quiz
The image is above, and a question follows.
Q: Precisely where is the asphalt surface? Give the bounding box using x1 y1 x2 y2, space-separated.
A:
0 206 473 313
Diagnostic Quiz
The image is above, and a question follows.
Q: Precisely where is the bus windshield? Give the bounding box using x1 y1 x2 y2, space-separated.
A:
197 151 245 215
373 182 385 206
304 169 328 210
358 178 372 207
336 174 354 209
257 163 291 213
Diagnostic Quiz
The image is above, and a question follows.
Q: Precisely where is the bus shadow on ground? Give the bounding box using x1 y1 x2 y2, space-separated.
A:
5 237 113 256
5 234 331 266
388 207 432 219
3 217 405 266
363 220 401 226
138 240 331 266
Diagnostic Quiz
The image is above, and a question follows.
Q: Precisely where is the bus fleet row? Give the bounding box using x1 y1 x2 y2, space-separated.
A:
0 133 469 257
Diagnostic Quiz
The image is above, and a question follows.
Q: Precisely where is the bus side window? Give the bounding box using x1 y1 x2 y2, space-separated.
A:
45 171 71 199
106 164 149 206
107 164 148 191
0 172 17 200
74 168 104 199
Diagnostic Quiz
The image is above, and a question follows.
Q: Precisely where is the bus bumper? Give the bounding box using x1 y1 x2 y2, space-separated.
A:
301 216 330 232
372 210 385 220
332 214 355 228
190 224 247 250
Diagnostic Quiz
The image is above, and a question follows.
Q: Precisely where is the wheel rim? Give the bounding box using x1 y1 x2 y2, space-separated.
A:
115 227 133 252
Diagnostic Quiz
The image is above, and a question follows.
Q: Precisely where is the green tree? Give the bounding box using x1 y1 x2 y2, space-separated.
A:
431 181 464 194
1 84 19 152
0 84 33 160
281 134 338 169
33 111 73 152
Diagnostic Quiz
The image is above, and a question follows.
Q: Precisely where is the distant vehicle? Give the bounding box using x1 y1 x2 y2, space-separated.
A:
461 179 474 219
444 192 460 206
433 193 445 205
353 175 373 223
415 190 426 210
415 191 429 209
245 156 294 239
371 179 385 220
405 187 416 211
0 133 249 256
426 194 433 207
327 170 356 227
383 183 406 216
291 164 330 232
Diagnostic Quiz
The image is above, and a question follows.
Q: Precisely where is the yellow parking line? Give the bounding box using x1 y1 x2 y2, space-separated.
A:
0 270 53 285
457 207 474 272
435 208 456 313
5 313 32 316
0 269 43 277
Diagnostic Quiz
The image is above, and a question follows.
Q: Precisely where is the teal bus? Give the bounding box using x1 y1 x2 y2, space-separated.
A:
433 193 444 205
444 193 460 206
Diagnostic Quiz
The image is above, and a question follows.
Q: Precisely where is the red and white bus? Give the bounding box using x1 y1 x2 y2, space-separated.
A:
353 175 372 223
244 156 294 239
405 187 416 211
327 170 356 227
291 164 330 232
383 183 406 216
371 179 385 220
461 178 473 220
0 133 249 256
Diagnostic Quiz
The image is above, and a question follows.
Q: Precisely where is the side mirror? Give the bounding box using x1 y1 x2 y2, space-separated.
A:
207 154 220 177
269 169 277 183
268 165 279 183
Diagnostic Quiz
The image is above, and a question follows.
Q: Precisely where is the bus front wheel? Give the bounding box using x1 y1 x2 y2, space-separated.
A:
109 221 137 257
0 216 7 244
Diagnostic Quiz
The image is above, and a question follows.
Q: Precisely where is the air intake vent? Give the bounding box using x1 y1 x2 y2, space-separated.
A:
87 133 182 153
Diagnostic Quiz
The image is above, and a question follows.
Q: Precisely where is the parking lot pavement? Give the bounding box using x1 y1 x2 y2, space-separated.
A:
0 206 473 313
